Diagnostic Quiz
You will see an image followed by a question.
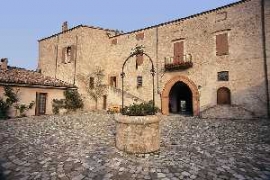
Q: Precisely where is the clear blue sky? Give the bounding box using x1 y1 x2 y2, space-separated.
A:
0 0 239 70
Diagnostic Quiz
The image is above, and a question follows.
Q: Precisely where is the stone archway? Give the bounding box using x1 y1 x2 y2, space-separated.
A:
161 76 200 116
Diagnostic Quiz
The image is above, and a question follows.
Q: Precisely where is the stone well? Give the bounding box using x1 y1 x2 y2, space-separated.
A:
114 114 160 154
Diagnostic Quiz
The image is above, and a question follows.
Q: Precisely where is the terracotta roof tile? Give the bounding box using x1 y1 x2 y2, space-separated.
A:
0 67 75 88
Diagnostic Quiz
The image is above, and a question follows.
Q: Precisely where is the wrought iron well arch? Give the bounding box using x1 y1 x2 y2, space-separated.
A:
121 45 155 114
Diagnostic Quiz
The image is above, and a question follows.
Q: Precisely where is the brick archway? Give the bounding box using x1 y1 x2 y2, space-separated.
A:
161 76 200 116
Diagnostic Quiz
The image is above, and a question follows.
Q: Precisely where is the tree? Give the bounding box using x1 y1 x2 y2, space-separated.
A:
52 89 83 114
86 67 107 110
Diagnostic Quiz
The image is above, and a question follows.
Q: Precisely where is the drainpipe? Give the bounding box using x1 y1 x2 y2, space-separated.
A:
73 35 78 85
156 27 160 94
261 0 270 118
55 36 59 79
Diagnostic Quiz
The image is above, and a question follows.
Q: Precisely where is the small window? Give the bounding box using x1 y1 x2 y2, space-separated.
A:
89 77 94 89
110 76 117 88
137 76 142 88
216 33 229 56
218 71 229 81
215 12 227 22
67 46 71 56
62 46 76 63
111 39 117 45
136 32 144 40
217 87 231 105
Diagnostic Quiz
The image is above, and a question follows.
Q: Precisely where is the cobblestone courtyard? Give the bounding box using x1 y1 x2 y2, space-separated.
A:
0 113 270 180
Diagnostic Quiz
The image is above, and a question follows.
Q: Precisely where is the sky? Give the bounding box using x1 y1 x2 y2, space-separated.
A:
0 0 239 70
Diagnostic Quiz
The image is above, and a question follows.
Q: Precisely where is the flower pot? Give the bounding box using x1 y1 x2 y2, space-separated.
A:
114 114 160 154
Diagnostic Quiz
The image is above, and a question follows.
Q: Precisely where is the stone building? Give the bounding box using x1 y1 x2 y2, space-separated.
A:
0 58 75 117
38 0 270 119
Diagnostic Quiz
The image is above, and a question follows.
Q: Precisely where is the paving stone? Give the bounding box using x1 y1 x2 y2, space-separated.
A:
0 113 269 180
157 172 166 178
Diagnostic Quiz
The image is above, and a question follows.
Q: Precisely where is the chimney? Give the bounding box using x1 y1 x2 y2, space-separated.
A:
62 21 68 32
0 58 8 70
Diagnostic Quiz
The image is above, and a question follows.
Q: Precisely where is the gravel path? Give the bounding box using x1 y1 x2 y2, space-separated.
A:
0 113 269 180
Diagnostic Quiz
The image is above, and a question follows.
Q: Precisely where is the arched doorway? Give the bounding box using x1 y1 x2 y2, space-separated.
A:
161 76 199 116
169 82 193 115
217 87 231 105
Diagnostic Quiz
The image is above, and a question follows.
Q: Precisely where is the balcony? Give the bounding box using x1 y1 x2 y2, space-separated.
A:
164 54 193 71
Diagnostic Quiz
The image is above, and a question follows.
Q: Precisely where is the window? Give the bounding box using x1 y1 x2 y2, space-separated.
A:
110 76 117 88
173 41 184 63
89 77 94 89
67 46 71 56
217 87 231 105
137 76 142 88
136 32 144 40
218 71 229 81
62 45 76 63
136 54 143 69
216 33 229 56
215 12 227 22
111 39 117 45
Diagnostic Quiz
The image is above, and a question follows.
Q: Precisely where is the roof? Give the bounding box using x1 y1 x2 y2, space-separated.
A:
0 67 76 89
38 0 251 42
38 25 117 42
111 0 250 38
38 0 249 41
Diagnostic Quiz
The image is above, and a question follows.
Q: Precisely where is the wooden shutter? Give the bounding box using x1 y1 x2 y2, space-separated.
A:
70 45 77 62
62 47 67 63
136 54 144 67
216 33 228 56
111 39 117 45
136 32 144 40
173 41 184 63
217 87 231 105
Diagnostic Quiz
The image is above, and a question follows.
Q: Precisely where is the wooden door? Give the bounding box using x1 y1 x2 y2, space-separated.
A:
217 87 231 105
103 95 107 110
36 93 47 115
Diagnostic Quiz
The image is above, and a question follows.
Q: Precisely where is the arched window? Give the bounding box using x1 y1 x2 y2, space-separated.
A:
217 87 231 105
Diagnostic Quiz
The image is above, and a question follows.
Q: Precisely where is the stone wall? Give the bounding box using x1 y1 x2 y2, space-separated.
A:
264 0 270 116
38 0 269 118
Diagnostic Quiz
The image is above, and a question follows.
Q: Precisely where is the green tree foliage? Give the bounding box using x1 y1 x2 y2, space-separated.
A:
122 100 159 116
64 89 84 111
86 67 107 109
52 89 83 114
0 86 19 119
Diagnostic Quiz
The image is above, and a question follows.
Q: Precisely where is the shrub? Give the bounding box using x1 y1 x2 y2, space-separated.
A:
64 89 84 111
52 99 65 115
14 101 35 117
122 100 159 116
52 89 83 114
0 86 19 120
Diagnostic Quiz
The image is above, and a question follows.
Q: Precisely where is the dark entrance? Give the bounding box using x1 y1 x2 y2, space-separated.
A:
169 81 193 115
